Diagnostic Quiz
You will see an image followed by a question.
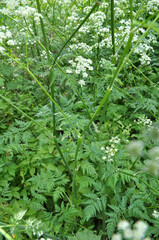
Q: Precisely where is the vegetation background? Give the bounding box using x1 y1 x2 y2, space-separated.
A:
0 0 159 239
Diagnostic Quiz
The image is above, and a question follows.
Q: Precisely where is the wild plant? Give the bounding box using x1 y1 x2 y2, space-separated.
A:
0 0 159 239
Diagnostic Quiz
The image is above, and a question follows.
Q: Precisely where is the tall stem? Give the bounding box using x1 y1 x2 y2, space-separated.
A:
36 0 58 153
129 0 133 30
32 19 41 59
36 0 50 61
72 30 135 199
111 0 115 55
50 70 56 136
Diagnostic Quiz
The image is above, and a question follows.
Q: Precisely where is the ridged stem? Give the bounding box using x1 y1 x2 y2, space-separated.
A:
111 0 115 55
129 0 134 30
36 0 50 61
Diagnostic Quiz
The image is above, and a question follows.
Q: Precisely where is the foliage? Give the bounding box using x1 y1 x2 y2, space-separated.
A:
0 0 159 240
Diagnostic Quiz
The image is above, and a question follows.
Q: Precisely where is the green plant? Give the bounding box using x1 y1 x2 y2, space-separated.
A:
0 0 159 239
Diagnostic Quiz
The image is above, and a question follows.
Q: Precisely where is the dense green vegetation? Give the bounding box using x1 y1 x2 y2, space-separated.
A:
0 0 159 239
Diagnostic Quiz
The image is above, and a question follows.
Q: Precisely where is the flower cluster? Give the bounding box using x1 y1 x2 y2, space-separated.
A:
0 0 43 24
67 56 93 78
0 25 18 54
112 220 150 240
0 26 12 43
152 210 159 218
147 0 159 14
78 79 86 87
101 136 120 162
69 42 93 55
134 115 152 127
88 11 106 30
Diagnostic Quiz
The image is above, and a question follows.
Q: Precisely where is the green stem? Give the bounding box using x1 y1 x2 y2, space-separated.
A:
129 60 159 87
130 157 139 169
50 71 56 136
32 19 41 58
111 0 115 55
36 0 50 61
119 169 159 195
0 228 13 240
26 67 80 135
72 30 135 195
110 31 134 89
82 87 112 136
73 136 82 199
52 1 100 67
129 0 133 30
140 179 159 195
99 31 134 126
25 32 28 68
54 138 73 176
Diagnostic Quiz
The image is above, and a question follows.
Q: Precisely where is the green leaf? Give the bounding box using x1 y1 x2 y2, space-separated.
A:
8 164 17 176
0 77 4 86
13 191 20 199
68 229 101 240
0 180 8 186
30 168 35 176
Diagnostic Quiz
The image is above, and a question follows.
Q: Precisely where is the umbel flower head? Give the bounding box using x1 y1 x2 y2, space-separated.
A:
112 220 149 240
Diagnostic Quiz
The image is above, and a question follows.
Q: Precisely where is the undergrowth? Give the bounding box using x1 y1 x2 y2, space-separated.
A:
0 0 159 239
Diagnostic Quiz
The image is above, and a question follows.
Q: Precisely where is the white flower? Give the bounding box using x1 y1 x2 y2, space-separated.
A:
133 221 148 240
139 53 151 65
111 233 122 240
0 32 6 43
124 228 133 239
66 69 72 73
69 56 93 78
37 231 43 237
78 80 85 87
118 220 130 231
0 46 5 53
5 30 12 38
7 39 16 45
82 72 88 78
152 210 159 218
